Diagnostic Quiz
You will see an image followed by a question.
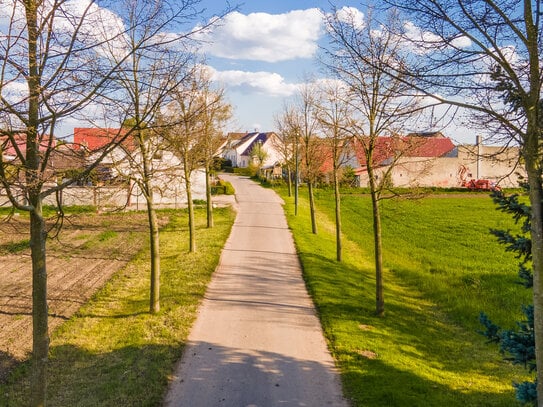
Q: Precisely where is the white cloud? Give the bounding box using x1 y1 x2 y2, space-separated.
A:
3 81 27 98
450 35 472 49
403 21 472 53
0 0 128 58
334 6 365 30
197 9 323 62
210 68 300 97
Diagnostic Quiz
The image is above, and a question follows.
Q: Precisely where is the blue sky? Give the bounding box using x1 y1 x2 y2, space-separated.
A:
194 0 359 133
0 0 480 144
192 1 493 145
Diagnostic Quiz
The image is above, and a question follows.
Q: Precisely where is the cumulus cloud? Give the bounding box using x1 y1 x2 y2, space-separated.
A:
333 6 365 30
0 0 128 58
403 21 472 53
196 9 324 62
209 67 300 97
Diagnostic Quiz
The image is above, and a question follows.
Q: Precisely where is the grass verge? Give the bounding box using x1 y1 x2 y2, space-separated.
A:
0 207 235 406
278 186 531 407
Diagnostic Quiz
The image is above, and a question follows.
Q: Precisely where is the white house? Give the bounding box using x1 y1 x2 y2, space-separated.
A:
220 132 282 168
58 127 206 209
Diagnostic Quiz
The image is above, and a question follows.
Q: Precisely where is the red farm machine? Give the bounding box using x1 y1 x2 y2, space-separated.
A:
457 165 501 191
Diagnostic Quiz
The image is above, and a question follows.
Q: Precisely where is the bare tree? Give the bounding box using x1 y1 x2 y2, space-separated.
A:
249 140 268 175
368 0 543 401
274 108 298 197
162 67 213 252
275 105 302 213
292 82 323 234
0 1 215 404
109 0 200 314
313 80 354 262
199 76 232 229
324 6 423 316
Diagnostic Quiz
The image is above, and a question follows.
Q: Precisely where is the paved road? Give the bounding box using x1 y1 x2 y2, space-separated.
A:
164 175 348 407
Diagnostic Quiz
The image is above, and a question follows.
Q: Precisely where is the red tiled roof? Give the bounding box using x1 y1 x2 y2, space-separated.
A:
354 136 455 167
73 127 131 151
406 137 455 157
1 133 56 157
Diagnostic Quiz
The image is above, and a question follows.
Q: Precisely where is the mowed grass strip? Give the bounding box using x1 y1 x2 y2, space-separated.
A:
279 186 532 407
1 207 235 407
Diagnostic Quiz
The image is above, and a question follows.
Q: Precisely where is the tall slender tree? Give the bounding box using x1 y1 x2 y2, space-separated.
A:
274 109 298 197
162 66 229 250
0 1 219 404
294 82 322 234
375 1 543 401
324 6 422 316
197 70 232 228
110 0 198 314
313 80 354 262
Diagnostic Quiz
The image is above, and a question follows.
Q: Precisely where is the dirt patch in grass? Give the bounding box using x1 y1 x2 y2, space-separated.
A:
0 211 161 382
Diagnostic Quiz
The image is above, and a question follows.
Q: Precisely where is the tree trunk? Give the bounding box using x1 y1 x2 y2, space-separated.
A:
146 195 160 314
184 168 196 253
334 169 342 262
26 2 48 403
523 6 543 402
287 167 292 197
140 173 161 314
294 165 299 216
368 169 384 317
30 199 48 407
205 164 213 228
372 193 384 317
308 181 317 234
135 124 161 314
525 138 543 405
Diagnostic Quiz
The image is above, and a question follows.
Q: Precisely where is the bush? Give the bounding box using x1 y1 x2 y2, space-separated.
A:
223 181 235 195
212 179 235 195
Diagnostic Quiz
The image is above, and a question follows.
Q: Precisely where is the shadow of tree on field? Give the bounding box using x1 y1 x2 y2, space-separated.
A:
341 355 518 407
296 251 523 407
0 351 19 384
1 343 183 407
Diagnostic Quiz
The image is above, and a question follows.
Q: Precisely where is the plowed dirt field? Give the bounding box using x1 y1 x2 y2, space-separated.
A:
0 211 156 382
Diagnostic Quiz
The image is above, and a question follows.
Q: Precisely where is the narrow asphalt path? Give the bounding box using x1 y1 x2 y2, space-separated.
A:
164 175 349 407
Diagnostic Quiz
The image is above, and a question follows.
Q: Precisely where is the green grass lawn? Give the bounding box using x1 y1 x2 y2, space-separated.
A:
279 186 532 407
0 207 235 407
1 185 533 406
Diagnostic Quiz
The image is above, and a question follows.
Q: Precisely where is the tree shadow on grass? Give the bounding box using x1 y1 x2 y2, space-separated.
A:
297 252 523 407
1 343 183 407
341 354 520 407
0 351 19 384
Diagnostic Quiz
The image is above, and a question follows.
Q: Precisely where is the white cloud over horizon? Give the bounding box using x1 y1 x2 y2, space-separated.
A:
197 9 324 62
210 67 301 97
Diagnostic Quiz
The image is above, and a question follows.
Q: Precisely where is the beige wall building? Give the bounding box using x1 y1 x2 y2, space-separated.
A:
355 135 524 189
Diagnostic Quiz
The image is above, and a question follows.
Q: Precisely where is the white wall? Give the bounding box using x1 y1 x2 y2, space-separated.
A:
0 170 207 210
356 146 524 188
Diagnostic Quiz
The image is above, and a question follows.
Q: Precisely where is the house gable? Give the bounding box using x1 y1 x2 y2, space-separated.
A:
220 132 282 168
73 127 132 152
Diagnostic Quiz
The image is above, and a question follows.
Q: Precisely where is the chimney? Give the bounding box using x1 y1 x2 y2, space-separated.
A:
476 135 482 179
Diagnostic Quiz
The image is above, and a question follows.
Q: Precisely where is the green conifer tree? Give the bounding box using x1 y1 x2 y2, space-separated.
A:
479 186 536 404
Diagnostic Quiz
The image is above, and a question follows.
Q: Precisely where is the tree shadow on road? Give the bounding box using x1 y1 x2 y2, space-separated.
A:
165 340 348 407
